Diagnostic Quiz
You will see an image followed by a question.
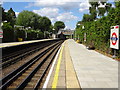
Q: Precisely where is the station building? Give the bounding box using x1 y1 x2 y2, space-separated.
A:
57 29 74 39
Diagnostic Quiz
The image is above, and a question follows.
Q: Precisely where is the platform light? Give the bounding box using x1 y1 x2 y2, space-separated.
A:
82 26 85 29
77 24 80 26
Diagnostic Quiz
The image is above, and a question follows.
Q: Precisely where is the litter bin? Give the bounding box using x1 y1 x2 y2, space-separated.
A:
18 38 23 42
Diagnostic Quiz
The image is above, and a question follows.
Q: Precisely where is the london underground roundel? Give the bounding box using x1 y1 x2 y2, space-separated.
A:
111 32 118 45
110 25 119 49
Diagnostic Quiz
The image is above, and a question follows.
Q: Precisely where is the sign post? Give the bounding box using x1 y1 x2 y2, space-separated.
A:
84 33 86 42
110 25 119 58
0 30 3 39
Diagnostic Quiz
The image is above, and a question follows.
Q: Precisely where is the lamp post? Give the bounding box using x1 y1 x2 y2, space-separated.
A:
82 25 86 42
75 23 80 41
53 28 55 39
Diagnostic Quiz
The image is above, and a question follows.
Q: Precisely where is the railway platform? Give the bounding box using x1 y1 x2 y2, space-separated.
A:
0 39 59 48
43 39 118 89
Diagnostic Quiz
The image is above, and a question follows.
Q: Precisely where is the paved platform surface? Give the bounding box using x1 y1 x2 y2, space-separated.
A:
68 39 118 88
44 39 118 89
0 39 58 48
44 40 80 88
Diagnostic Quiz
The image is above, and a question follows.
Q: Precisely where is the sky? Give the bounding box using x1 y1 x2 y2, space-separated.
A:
2 0 115 30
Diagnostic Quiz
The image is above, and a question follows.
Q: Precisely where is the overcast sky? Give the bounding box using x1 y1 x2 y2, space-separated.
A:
2 0 115 30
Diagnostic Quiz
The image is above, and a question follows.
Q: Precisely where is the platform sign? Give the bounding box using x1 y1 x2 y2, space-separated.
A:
0 30 3 39
110 25 119 49
84 33 86 42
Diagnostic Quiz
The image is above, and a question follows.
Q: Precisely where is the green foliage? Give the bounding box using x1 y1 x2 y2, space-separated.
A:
30 14 41 30
54 21 65 33
16 10 35 28
16 29 26 40
89 6 97 19
2 7 7 21
16 10 44 30
26 30 44 40
16 11 52 32
5 8 16 27
2 6 53 41
0 5 1 21
82 14 94 22
2 22 14 42
37 31 44 39
76 1 120 58
88 1 112 20
14 27 44 41
98 7 106 17
39 16 51 32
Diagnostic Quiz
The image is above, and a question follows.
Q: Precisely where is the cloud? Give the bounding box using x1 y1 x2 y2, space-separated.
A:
33 8 59 18
33 8 59 23
15 12 19 17
26 0 92 12
26 0 80 10
33 8 78 23
57 12 78 22
64 25 74 29
0 0 3 4
111 3 115 8
5 10 8 12
79 2 91 12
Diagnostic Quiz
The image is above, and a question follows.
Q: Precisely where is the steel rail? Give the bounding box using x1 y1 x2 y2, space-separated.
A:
2 41 54 62
2 41 53 69
17 42 61 89
1 41 62 89
34 45 61 90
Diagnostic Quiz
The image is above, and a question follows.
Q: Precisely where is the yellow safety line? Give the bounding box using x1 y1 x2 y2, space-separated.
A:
52 42 65 89
0 39 54 48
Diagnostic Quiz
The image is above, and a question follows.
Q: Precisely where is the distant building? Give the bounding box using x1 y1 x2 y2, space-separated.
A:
57 29 74 39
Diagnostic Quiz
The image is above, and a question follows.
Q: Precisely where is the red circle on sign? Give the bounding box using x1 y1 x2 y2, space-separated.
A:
112 33 117 45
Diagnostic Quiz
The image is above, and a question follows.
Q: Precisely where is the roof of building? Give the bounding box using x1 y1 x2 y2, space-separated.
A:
58 29 74 35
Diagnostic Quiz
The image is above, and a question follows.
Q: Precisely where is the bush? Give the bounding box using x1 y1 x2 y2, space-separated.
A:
26 30 44 40
2 22 14 42
16 29 26 41
37 31 44 39
76 2 120 58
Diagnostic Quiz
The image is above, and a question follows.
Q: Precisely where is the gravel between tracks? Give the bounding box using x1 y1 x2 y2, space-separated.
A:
1 43 56 78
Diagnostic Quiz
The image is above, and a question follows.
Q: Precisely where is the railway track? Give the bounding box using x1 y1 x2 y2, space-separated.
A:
1 41 57 69
1 40 63 89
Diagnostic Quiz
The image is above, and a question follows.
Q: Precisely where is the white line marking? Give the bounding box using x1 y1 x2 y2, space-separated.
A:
42 43 62 89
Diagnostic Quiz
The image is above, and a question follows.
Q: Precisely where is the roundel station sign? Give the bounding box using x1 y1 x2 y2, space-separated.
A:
111 32 118 45
110 25 119 49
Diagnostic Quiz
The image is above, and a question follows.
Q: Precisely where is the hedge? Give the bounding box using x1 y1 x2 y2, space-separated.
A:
2 22 14 42
76 2 120 58
26 30 44 40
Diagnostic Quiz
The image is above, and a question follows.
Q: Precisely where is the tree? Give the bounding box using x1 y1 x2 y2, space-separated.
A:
29 14 41 30
76 21 83 29
105 3 112 14
89 6 97 20
82 14 94 22
89 0 112 18
39 16 51 32
98 7 106 17
16 10 41 30
48 25 54 32
7 8 16 27
1 7 7 21
2 22 14 42
0 5 2 23
16 10 33 27
76 0 120 58
54 21 65 33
